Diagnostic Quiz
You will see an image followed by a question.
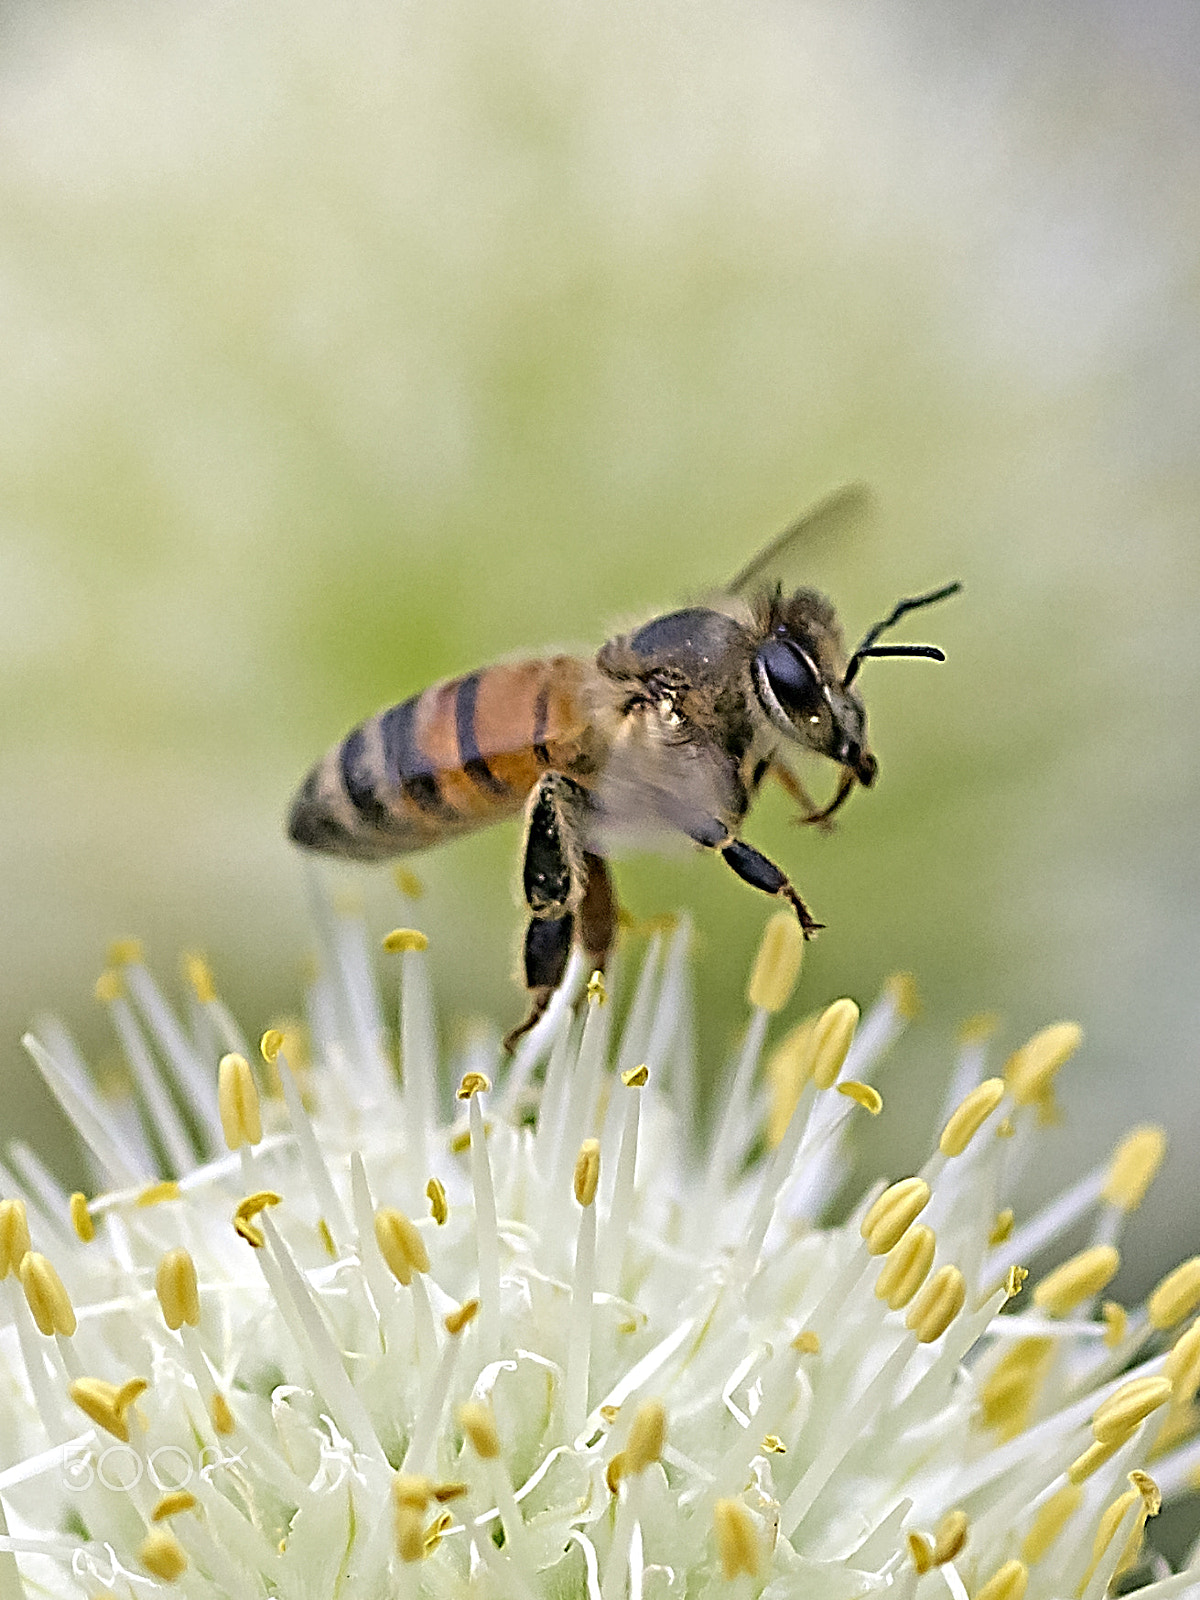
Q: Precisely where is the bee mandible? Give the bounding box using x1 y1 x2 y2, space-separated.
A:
287 488 960 1048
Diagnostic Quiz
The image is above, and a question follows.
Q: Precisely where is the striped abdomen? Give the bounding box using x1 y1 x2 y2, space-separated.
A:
288 656 597 861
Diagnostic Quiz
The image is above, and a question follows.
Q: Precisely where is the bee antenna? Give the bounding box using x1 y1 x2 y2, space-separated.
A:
843 581 962 688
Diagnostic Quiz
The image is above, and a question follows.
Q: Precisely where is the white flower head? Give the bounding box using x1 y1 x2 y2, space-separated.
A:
2 901 1199 1599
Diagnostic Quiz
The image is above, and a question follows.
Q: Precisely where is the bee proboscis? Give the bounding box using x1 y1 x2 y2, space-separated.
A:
288 488 960 1047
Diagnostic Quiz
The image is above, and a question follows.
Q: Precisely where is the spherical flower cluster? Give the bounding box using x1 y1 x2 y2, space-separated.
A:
1 901 1199 1599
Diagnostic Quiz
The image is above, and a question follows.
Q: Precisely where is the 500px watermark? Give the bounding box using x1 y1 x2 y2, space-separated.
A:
61 1440 257 1493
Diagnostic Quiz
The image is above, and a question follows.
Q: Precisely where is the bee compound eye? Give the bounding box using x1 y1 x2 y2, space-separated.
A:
756 639 822 719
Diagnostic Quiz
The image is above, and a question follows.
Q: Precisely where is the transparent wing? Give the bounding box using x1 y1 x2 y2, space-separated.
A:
725 483 873 598
585 721 743 858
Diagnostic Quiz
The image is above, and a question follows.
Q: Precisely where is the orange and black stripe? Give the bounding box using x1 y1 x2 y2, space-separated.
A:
287 655 595 861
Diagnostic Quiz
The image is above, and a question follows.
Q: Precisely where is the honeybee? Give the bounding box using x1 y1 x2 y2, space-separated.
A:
288 488 959 1047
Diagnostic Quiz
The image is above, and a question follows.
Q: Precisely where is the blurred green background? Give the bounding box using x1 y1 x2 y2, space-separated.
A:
1 2 1198 1295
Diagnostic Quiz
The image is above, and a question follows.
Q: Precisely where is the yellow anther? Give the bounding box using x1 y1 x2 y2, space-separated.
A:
605 1452 626 1495
765 1015 818 1147
886 971 920 1018
375 1208 430 1286
151 1491 197 1521
392 866 425 900
622 1063 649 1087
68 1192 94 1243
1102 1301 1128 1349
973 1557 1027 1600
426 1177 448 1225
317 1218 336 1258
939 1077 1006 1157
182 952 217 1004
906 1264 966 1343
874 1224 936 1311
107 938 143 967
957 1011 999 1045
432 1480 469 1503
714 1497 760 1580
0 1198 32 1277
907 1533 934 1575
456 1072 490 1101
443 1298 479 1336
1068 1437 1123 1483
1148 1257 1200 1330
792 1329 821 1354
70 1377 131 1442
1033 1092 1063 1129
260 1028 285 1064
1130 1469 1162 1514
995 1116 1015 1139
932 1508 968 1565
988 1208 1014 1246
156 1248 201 1330
449 1128 472 1154
625 1399 667 1474
136 1180 182 1207
574 1139 601 1207
1155 1401 1199 1454
600 1405 621 1425
1164 1321 1200 1404
94 969 124 1003
861 1177 931 1256
836 1079 881 1114
424 1511 452 1554
1032 1245 1119 1316
218 1052 262 1150
458 1400 501 1459
115 1377 149 1417
810 999 859 1089
761 1434 786 1453
979 1337 1054 1439
1003 1022 1081 1106
383 928 429 954
139 1529 187 1582
1101 1126 1166 1211
747 910 804 1013
1080 1483 1153 1592
393 1474 433 1509
587 969 608 1005
1092 1375 1173 1445
1021 1482 1082 1564
233 1190 281 1249
19 1251 77 1336
1004 1264 1028 1300
211 1393 235 1435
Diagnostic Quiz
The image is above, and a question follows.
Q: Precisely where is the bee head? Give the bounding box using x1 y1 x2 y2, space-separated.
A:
752 580 960 818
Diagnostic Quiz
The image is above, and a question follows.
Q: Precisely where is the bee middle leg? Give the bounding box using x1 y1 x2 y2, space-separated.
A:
578 851 618 975
504 774 594 1052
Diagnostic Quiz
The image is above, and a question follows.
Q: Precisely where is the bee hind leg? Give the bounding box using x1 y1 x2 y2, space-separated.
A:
503 774 591 1052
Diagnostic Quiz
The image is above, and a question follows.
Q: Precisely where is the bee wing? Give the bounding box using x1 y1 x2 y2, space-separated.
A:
725 483 873 598
586 721 744 856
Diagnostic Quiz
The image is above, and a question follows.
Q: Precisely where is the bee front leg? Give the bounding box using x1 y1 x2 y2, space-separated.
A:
504 774 590 1052
689 816 824 939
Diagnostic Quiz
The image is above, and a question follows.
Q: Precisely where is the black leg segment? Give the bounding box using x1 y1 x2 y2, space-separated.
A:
578 851 618 973
720 838 824 937
506 773 595 1050
523 776 578 914
523 912 574 991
